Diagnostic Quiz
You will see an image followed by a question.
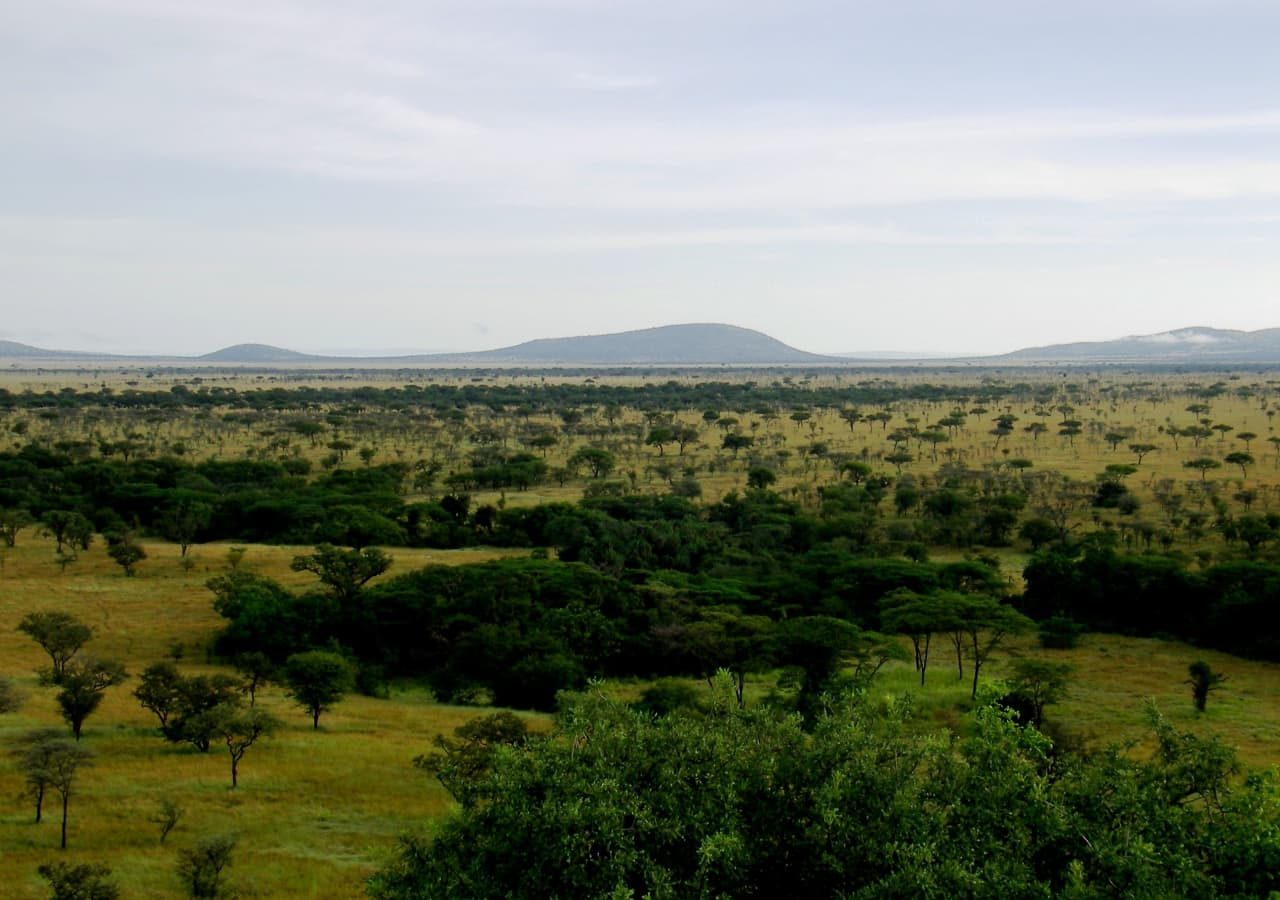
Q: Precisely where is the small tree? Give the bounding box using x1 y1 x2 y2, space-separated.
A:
33 735 92 848
134 662 184 728
1186 660 1226 712
283 651 355 729
954 596 1034 700
0 506 33 547
159 501 212 559
55 659 128 740
1224 451 1254 479
205 703 279 788
163 674 245 752
1004 658 1074 728
177 834 237 899
233 652 274 707
0 675 25 714
1183 457 1222 481
154 797 184 845
567 447 616 479
37 861 118 900
105 532 146 577
11 729 67 823
40 511 93 554
18 611 94 681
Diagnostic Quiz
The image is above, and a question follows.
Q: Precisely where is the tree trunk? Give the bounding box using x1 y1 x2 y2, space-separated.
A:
312 708 320 730
60 793 68 849
920 634 931 687
35 785 44 823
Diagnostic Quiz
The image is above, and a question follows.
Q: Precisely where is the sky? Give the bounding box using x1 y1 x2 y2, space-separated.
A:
3 0 1280 357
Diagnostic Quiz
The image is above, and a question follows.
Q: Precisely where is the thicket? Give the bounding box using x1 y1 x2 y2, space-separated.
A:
369 681 1280 898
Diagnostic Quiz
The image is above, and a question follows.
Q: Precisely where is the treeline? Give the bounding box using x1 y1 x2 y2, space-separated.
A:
211 544 1014 710
1023 542 1280 660
0 379 1042 414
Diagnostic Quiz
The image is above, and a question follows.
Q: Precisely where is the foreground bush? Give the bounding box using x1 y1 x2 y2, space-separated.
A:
371 679 1280 899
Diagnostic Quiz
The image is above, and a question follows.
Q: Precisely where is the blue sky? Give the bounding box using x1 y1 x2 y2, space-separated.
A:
3 0 1280 355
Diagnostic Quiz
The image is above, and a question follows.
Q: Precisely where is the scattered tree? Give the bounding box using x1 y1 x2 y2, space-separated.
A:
290 544 392 604
177 834 237 899
1003 658 1074 728
55 659 128 740
233 652 274 707
18 612 93 681
1186 660 1226 713
154 797 184 845
208 703 279 788
282 651 355 729
37 861 118 900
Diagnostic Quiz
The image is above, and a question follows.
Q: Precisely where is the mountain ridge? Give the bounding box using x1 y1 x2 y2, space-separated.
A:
5 324 1280 365
995 326 1280 362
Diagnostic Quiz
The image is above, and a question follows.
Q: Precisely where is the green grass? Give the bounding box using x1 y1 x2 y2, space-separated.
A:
0 534 532 899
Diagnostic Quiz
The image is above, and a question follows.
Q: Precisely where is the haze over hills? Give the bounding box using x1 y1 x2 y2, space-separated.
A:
5 324 1280 366
456 324 830 364
0 339 103 358
996 327 1280 363
199 344 325 363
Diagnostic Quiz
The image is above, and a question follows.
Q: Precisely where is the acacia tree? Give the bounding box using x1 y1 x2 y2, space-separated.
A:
1184 458 1221 481
40 511 93 554
14 732 92 848
159 500 212 558
1129 443 1158 466
11 729 65 822
105 531 147 576
0 507 33 547
134 662 184 728
18 611 94 681
56 659 128 740
1224 451 1254 479
568 447 616 479
953 596 1033 700
208 703 279 787
233 652 274 707
880 590 960 687
290 544 392 604
283 651 355 729
1004 658 1074 728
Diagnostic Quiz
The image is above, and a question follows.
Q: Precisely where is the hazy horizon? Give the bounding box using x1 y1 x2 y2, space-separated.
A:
4 1 1280 356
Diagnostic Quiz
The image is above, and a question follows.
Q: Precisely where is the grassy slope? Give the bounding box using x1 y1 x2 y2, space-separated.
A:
0 536 530 899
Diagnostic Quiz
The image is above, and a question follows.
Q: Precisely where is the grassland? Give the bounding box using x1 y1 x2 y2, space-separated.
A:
0 536 529 899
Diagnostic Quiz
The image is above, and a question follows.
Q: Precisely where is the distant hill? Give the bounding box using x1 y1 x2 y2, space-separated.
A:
198 344 324 363
999 327 1280 363
455 324 831 364
0 340 100 358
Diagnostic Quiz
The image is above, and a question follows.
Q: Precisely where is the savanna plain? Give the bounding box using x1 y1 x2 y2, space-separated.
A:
1 365 1278 897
